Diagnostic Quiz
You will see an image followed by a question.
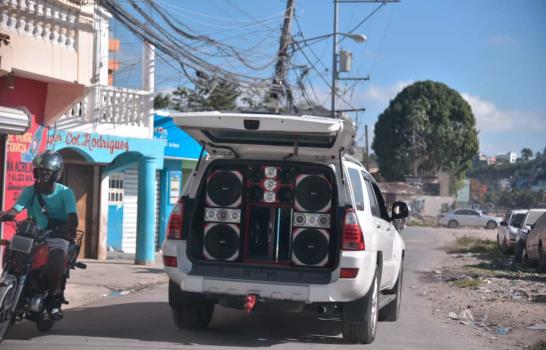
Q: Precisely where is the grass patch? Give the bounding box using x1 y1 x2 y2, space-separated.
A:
452 278 482 289
532 341 546 350
447 235 498 254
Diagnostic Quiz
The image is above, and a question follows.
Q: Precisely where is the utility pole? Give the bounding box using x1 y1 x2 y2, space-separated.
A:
330 0 339 117
271 0 296 112
365 124 369 168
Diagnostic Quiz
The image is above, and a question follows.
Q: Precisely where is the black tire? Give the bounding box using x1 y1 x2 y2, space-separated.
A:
538 243 546 273
379 265 403 322
486 221 497 230
447 220 458 229
501 237 511 255
169 281 214 330
36 317 55 332
0 284 16 343
342 270 379 344
522 247 530 267
514 240 525 263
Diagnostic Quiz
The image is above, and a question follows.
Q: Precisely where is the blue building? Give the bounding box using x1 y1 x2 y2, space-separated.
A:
106 112 202 256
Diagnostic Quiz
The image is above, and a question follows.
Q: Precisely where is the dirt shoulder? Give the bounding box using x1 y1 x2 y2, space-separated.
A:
408 225 546 349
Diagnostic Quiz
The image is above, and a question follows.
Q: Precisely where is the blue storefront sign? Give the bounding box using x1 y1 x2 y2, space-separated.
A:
154 114 203 160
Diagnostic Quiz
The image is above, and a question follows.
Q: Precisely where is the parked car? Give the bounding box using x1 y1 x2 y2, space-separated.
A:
438 209 500 229
162 112 409 344
514 208 546 262
522 212 546 270
497 209 528 254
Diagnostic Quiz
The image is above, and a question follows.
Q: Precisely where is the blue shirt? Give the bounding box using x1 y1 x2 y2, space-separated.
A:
13 183 77 230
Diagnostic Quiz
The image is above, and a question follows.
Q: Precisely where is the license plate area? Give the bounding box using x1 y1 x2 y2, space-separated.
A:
9 236 34 254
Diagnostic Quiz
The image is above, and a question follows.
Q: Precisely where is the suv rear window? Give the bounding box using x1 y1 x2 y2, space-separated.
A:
203 130 336 147
348 168 364 211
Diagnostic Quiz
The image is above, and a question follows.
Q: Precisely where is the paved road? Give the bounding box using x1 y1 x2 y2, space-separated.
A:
3 227 492 349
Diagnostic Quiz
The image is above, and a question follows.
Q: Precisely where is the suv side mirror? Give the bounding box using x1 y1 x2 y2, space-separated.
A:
391 201 409 220
500 221 508 226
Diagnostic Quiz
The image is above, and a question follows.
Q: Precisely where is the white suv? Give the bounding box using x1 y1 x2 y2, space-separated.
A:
162 112 408 344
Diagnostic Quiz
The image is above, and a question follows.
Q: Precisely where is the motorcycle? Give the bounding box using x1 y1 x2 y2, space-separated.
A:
0 218 86 342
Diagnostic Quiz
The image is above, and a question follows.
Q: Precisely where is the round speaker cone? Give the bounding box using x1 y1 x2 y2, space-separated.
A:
204 224 239 260
292 229 329 266
207 171 242 207
296 176 332 212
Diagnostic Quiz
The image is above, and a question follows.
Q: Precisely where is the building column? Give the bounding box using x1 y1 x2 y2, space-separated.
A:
135 156 156 265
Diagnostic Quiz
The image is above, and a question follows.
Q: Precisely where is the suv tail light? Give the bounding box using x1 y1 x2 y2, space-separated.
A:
342 208 365 250
167 198 185 240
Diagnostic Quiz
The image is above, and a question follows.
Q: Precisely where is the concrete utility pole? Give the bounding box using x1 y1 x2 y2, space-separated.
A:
331 0 339 117
271 0 296 112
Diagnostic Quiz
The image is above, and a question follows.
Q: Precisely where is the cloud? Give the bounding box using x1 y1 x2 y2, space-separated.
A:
461 93 546 132
360 81 412 104
489 35 517 47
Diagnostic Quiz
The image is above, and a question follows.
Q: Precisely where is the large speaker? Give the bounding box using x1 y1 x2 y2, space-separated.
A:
291 228 329 267
295 175 332 212
203 223 240 261
206 170 243 208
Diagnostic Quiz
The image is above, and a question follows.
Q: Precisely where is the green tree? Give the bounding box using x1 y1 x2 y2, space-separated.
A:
372 81 479 192
172 79 240 112
521 148 533 161
153 93 172 109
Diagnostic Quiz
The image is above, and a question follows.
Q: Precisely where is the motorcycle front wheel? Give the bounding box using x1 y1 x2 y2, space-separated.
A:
0 283 17 342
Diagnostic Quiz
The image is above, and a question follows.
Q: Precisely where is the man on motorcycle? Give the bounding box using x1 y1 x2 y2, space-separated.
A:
0 150 78 319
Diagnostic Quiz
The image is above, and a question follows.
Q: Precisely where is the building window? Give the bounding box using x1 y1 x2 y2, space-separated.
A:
108 174 124 204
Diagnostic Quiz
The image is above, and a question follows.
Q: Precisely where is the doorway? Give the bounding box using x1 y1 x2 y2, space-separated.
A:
58 149 100 258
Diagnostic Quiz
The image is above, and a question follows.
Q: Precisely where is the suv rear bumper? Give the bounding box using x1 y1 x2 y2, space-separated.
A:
163 240 377 303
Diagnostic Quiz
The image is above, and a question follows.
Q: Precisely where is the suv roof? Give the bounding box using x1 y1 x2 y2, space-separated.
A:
171 111 356 160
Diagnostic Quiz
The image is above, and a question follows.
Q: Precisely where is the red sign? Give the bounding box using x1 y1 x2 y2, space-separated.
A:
2 123 47 239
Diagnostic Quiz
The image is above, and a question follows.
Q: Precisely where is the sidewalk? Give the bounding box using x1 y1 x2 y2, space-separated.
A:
64 253 168 309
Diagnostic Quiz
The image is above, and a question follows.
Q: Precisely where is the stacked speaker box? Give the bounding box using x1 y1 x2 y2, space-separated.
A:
203 170 243 261
292 174 332 267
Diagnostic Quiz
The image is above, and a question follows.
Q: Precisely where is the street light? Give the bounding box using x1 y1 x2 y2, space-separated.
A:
293 32 367 46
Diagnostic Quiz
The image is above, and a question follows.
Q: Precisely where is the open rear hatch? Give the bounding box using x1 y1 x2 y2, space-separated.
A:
171 111 356 160
171 112 354 280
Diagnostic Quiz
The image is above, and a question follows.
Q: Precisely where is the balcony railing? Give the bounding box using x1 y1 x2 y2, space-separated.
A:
0 0 82 49
55 85 153 133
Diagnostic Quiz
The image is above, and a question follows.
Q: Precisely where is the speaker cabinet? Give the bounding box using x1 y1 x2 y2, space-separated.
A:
291 228 329 267
295 175 332 212
206 170 243 208
203 223 240 261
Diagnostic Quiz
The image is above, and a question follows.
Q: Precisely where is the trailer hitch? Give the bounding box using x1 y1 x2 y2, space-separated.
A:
244 294 257 313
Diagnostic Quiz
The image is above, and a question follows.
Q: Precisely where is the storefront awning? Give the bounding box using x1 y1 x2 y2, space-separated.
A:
0 106 30 135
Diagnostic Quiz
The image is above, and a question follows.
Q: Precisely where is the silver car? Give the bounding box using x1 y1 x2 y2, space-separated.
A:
498 209 528 254
514 208 546 262
523 212 546 270
439 209 500 229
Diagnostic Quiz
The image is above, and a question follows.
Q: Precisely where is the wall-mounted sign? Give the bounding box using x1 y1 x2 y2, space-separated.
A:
154 115 203 160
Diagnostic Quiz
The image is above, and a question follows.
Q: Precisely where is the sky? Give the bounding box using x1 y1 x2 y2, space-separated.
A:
111 0 546 156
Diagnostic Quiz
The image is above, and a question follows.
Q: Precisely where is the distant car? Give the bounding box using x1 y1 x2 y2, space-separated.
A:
522 212 546 270
439 209 500 229
497 209 528 254
514 208 546 262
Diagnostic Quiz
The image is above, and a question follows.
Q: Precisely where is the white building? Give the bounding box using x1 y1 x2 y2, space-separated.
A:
496 151 517 164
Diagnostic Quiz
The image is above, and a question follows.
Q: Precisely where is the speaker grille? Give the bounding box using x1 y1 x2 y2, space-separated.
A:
203 223 240 261
291 228 329 266
206 170 243 207
295 175 332 212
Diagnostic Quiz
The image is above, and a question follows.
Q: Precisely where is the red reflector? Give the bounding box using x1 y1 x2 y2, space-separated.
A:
340 268 359 278
0 239 9 246
163 256 178 267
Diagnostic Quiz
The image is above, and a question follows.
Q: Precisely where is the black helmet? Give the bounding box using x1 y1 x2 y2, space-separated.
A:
33 150 64 183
